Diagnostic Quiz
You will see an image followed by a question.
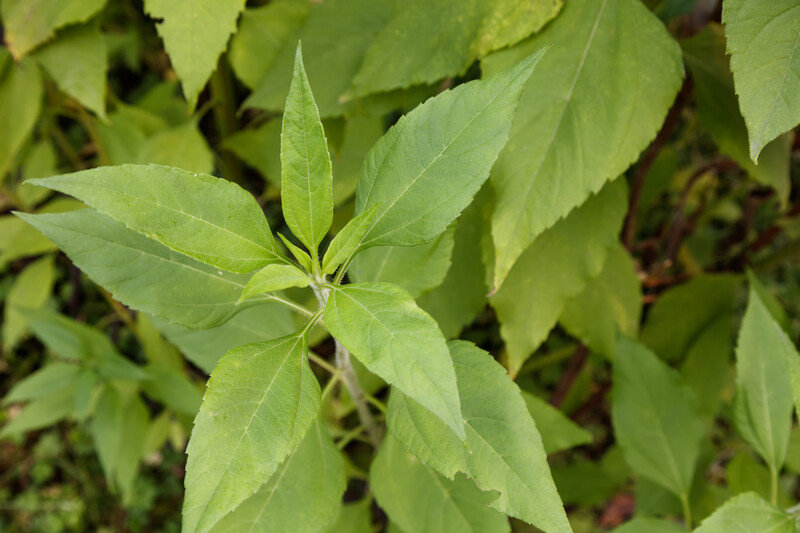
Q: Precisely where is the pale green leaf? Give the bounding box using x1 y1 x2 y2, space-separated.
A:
612 337 704 499
0 53 43 182
137 121 214 175
371 432 510 533
322 204 380 275
144 0 246 108
30 164 282 273
352 49 542 252
239 264 310 303
324 282 464 440
733 287 794 473
3 254 55 350
694 492 794 533
485 0 683 288
182 331 320 533
350 225 455 298
492 179 627 375
210 421 345 533
722 0 800 161
522 392 592 455
0 384 76 438
559 244 642 358
0 0 107 58
32 22 108 118
281 46 334 253
3 362 80 404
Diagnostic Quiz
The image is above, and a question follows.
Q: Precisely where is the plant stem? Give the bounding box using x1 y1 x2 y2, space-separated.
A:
680 493 692 530
770 464 779 506
335 339 383 447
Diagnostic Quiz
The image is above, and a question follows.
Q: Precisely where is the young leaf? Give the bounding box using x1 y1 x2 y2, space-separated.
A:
722 0 800 161
278 233 314 272
371 433 510 533
485 0 684 288
0 52 43 181
612 337 704 500
321 204 379 275
323 282 464 440
694 492 794 533
239 264 310 303
29 164 283 273
733 287 794 475
352 49 544 252
386 341 571 533
144 0 246 109
280 45 334 256
3 254 55 350
209 421 345 533
182 331 321 533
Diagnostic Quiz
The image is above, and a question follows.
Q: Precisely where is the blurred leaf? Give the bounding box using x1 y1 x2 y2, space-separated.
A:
522 392 592 454
141 364 201 417
3 362 80 404
679 315 734 420
0 384 76 438
324 499 372 533
694 492 794 533
221 119 282 185
727 453 791 507
137 121 214 174
3 254 55 351
611 517 685 533
0 52 42 182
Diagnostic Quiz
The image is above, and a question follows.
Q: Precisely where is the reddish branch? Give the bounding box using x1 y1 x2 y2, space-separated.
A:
550 344 589 408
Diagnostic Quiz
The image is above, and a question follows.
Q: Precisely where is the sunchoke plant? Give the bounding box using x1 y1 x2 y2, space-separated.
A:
2 0 800 531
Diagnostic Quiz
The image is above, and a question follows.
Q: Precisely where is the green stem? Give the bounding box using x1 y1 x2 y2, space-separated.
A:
770 464 779 506
680 493 692 530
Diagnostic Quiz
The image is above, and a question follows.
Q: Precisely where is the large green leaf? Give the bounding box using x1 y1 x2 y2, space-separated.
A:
492 179 627 375
612 337 704 500
371 433 510 533
32 22 108 118
182 331 321 533
351 49 543 254
387 342 571 532
144 0 246 108
682 25 793 205
18 209 289 329
694 492 795 533
733 287 794 474
281 46 334 254
722 0 800 161
0 0 107 58
0 52 43 182
324 282 464 439
484 0 683 288
30 164 282 273
2 254 55 350
210 421 345 533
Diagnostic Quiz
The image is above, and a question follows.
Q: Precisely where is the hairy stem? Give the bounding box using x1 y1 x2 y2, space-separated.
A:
335 339 383 447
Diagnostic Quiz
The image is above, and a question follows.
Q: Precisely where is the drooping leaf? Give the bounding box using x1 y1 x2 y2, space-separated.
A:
387 342 571 532
0 0 107 58
32 22 108 119
351 49 543 253
137 121 214 175
492 178 627 375
239 264 310 303
694 492 794 533
324 282 464 439
3 254 55 350
612 337 704 500
182 331 321 533
210 421 345 533
144 0 246 108
722 0 800 161
371 432 510 533
280 46 334 254
0 52 43 182
732 287 795 474
522 392 592 455
322 205 380 275
30 164 283 273
484 0 684 288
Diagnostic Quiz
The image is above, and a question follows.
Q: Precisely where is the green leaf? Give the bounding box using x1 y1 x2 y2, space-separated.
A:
522 392 592 454
0 53 43 182
611 517 685 533
484 0 684 288
182 331 321 533
324 499 372 533
280 46 334 254
144 0 246 109
387 341 570 532
321 204 379 275
278 233 314 273
141 364 202 417
0 384 76 438
349 0 561 97
330 116 385 206
682 25 793 205
18 209 288 329
324 282 464 439
30 164 282 273
210 421 345 533
559 244 642 358
352 49 543 252
221 118 282 186
3 254 55 350
492 178 627 375
3 362 80 404
239 264 310 303
733 287 794 473
722 0 800 161
137 121 214 175
694 493 794 533
350 225 455 298
371 432 510 533
641 274 742 361
612 337 704 500
679 315 734 420
727 453 790 506
32 22 108 119
0 0 107 58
